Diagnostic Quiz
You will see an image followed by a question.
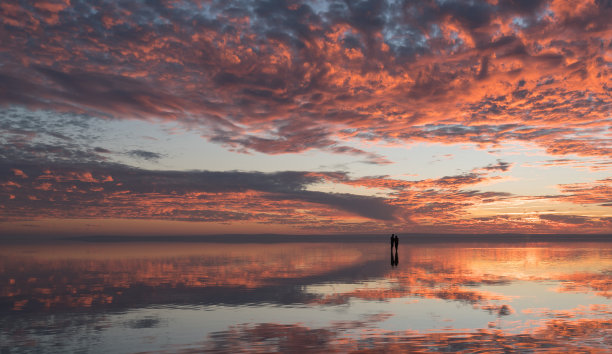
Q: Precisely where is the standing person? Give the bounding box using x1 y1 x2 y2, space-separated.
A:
390 234 395 249
394 234 399 250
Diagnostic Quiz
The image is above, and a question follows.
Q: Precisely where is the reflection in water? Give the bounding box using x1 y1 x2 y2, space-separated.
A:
0 240 611 352
390 248 399 267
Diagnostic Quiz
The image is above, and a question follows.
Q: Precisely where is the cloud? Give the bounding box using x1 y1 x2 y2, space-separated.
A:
523 158 612 172
0 1 610 234
539 214 590 225
545 139 612 157
0 160 400 223
0 107 109 163
476 160 513 172
0 0 608 159
2 155 609 233
127 149 163 161
557 178 611 205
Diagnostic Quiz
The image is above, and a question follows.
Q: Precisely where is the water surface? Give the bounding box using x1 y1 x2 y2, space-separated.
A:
1 239 611 352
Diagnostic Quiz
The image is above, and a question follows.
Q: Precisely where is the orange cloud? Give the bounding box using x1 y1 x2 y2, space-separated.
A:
0 0 610 234
0 0 609 159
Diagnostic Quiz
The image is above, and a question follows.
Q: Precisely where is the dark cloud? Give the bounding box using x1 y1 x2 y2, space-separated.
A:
268 190 397 220
127 150 163 161
539 214 590 225
539 214 598 225
439 1 494 30
33 65 185 119
477 160 512 172
477 56 489 80
0 160 399 221
499 0 548 14
0 107 109 163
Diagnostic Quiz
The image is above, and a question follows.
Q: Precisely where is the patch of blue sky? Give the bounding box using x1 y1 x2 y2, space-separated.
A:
512 16 529 29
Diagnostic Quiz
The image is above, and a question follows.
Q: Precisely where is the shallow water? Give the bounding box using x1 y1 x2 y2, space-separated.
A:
1 240 611 353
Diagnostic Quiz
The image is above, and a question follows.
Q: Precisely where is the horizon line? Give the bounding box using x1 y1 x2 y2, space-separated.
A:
2 233 611 244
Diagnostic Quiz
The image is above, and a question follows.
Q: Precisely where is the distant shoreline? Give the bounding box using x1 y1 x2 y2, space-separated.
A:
1 233 609 244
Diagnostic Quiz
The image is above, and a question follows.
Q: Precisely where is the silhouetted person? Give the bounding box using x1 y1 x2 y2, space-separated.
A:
390 234 395 249
394 234 399 250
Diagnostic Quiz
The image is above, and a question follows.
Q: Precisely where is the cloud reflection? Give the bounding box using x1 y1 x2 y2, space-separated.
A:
196 317 612 353
1 241 610 352
1 241 609 311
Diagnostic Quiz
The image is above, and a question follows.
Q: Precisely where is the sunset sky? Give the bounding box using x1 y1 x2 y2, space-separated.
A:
0 0 610 236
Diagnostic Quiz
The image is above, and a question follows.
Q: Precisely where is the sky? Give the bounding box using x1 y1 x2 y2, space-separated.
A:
0 0 610 236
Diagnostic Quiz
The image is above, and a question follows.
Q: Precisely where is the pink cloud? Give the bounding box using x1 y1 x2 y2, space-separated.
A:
0 0 608 159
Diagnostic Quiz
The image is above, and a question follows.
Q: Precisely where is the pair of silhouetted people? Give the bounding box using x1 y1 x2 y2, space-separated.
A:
390 234 399 267
390 234 398 250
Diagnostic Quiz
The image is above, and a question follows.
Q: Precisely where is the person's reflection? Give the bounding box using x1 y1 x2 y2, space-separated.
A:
390 247 399 267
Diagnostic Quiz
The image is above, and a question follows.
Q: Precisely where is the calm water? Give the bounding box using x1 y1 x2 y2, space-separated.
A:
1 239 611 353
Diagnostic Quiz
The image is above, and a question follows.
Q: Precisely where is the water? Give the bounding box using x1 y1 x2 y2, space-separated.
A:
1 239 610 353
